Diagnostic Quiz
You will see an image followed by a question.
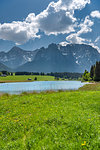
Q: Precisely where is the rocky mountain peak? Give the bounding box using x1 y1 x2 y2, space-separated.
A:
0 43 100 73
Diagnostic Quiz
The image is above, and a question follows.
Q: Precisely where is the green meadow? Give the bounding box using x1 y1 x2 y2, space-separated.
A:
79 82 100 91
0 75 55 83
0 83 100 149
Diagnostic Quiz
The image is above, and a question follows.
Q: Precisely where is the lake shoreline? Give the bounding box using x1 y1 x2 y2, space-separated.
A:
0 80 79 83
0 82 99 95
0 81 87 95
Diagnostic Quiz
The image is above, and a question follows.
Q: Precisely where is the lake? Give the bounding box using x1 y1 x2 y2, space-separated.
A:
0 81 86 94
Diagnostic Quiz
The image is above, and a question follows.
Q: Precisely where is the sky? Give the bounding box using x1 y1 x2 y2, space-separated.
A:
0 0 100 51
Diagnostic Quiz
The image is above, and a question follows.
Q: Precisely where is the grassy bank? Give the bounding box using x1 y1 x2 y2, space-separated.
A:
79 82 100 91
0 90 100 149
0 75 56 83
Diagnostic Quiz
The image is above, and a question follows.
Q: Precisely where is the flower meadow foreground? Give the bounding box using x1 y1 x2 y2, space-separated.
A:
0 90 100 149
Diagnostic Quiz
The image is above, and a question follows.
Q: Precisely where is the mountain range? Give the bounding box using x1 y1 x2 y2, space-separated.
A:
0 43 100 73
0 62 11 72
0 46 38 69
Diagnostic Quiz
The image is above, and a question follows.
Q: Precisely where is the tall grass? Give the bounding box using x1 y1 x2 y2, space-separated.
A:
0 91 100 149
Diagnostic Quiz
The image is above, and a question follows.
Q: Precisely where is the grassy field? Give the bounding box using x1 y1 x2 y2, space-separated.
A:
0 75 56 83
79 82 100 91
0 87 100 149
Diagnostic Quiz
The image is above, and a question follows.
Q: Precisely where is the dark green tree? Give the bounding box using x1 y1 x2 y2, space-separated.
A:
1 71 9 75
11 72 13 76
34 77 37 81
90 65 95 79
94 61 100 81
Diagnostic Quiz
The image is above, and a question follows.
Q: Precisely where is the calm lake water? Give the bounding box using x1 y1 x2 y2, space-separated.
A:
0 81 86 94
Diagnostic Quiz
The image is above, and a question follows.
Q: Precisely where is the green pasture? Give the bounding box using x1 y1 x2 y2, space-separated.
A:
0 88 100 149
0 75 55 83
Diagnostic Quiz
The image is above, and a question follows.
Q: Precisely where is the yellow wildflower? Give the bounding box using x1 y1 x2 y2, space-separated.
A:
81 141 86 146
87 119 91 121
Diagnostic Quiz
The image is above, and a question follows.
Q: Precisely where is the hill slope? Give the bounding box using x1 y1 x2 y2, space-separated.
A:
0 62 11 71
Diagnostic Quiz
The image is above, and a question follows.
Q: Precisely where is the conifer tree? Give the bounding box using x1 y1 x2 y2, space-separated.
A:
94 61 100 81
90 65 95 79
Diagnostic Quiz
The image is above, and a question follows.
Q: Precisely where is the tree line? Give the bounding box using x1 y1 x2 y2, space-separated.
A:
83 61 100 81
47 72 82 80
0 71 82 80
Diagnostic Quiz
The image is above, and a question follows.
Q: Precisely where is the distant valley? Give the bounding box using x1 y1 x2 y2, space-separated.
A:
0 43 100 73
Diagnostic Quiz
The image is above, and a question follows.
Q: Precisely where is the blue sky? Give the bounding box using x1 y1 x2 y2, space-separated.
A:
0 0 100 51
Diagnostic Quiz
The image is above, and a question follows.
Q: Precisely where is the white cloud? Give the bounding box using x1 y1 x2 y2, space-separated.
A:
91 10 100 19
66 33 91 44
59 41 69 46
59 0 90 11
66 32 100 52
89 42 100 52
61 9 100 52
95 36 100 43
93 36 100 52
0 18 40 45
0 0 91 44
37 10 75 35
78 16 94 35
36 0 90 35
66 16 93 44
64 13 100 52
